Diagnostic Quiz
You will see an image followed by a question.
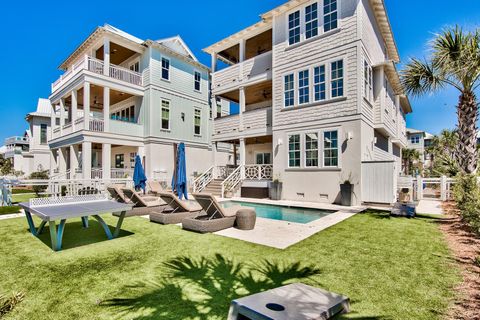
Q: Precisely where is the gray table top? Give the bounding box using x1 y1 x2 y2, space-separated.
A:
20 200 133 221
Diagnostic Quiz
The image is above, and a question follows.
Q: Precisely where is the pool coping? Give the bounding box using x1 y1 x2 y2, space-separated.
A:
214 197 366 249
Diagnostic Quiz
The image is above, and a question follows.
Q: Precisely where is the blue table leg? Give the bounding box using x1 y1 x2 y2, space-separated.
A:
81 216 89 228
37 220 47 235
92 215 113 240
56 220 66 251
113 211 126 238
24 210 37 236
49 221 58 251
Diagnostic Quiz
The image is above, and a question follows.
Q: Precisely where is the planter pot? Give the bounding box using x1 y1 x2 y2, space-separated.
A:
340 183 354 206
269 182 283 200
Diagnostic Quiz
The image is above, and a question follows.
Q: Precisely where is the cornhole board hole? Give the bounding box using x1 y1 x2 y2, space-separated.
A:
227 283 350 320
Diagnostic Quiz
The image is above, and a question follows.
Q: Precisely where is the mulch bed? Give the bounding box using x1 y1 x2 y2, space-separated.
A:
439 202 480 320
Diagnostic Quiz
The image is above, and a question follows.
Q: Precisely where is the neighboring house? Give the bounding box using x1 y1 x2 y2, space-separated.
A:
2 99 57 176
406 128 434 169
203 0 412 204
48 24 229 182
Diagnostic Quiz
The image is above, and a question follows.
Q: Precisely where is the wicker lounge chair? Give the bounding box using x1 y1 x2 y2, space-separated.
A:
107 187 165 217
181 193 246 233
149 192 202 225
147 181 164 195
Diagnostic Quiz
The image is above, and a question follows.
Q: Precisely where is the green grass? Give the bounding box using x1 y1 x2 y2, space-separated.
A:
0 211 460 320
0 206 21 215
11 194 42 204
11 189 34 195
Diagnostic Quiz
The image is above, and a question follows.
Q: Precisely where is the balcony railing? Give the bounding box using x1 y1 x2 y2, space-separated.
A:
212 51 272 94
89 118 104 132
213 107 272 140
52 55 143 92
5 136 29 145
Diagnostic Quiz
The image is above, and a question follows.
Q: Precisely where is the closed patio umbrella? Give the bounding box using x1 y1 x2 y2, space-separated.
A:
133 155 147 193
171 142 188 200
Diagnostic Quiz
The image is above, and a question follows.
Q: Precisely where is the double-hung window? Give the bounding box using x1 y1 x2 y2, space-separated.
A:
288 11 301 45
323 130 339 167
305 133 319 167
194 71 201 91
161 100 170 130
324 0 338 32
298 70 310 105
331 60 344 98
314 65 326 101
305 3 318 39
40 124 47 144
364 61 373 102
288 134 301 167
161 58 170 80
284 74 295 107
194 108 201 135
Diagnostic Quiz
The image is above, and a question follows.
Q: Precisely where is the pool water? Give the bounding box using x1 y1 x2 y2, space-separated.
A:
221 201 335 224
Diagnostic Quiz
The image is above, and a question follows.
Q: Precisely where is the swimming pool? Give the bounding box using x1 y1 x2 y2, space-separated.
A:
221 201 336 224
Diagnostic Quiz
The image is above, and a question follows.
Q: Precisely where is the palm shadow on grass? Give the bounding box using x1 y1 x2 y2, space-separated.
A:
102 253 322 320
33 220 134 251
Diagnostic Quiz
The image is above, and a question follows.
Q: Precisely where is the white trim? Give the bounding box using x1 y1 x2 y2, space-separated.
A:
287 133 302 168
161 57 170 81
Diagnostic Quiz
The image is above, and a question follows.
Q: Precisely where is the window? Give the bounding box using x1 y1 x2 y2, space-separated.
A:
324 130 339 167
305 133 319 167
115 154 124 169
130 152 136 169
256 153 272 165
161 58 170 80
111 106 135 123
314 65 326 101
40 124 47 144
194 71 201 91
288 11 301 45
284 74 295 107
129 62 139 72
331 60 344 98
161 100 170 130
305 3 318 39
364 61 373 102
288 134 301 167
324 0 338 32
410 136 420 144
298 70 310 104
194 108 201 135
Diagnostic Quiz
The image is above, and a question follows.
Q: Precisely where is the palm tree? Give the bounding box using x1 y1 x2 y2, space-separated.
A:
426 129 460 177
402 148 421 176
402 26 480 174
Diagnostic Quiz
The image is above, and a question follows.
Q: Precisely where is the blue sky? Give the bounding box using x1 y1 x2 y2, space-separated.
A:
0 0 479 143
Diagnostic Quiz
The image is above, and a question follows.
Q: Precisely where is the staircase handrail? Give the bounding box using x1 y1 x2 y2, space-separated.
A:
220 165 243 198
193 166 214 193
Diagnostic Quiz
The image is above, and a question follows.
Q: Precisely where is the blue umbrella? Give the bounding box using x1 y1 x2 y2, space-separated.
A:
172 143 188 200
133 155 147 193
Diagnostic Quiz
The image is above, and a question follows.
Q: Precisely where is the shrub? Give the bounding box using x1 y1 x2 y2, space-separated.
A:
28 171 49 196
453 174 480 235
475 256 480 268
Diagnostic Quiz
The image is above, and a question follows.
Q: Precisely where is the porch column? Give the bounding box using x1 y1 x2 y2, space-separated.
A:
239 138 246 180
239 87 245 131
83 82 90 130
103 37 110 76
103 87 110 132
102 143 111 180
59 98 65 134
70 145 79 178
211 142 217 172
82 141 92 179
239 39 246 63
211 52 217 72
59 147 67 175
71 90 78 130
50 104 56 140
50 149 57 176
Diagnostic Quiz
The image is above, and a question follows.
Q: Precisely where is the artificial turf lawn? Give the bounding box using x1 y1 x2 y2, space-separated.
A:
0 211 460 320
0 206 21 215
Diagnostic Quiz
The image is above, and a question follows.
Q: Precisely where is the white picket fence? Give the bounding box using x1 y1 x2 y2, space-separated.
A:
397 176 456 201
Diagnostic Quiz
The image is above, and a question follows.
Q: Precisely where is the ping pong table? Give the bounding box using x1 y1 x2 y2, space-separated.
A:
20 195 133 251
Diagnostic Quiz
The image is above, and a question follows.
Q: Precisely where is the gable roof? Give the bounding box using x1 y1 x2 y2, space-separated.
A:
156 36 198 62
26 98 54 120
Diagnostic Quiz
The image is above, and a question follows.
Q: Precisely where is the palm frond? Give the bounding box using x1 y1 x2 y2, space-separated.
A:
401 58 445 97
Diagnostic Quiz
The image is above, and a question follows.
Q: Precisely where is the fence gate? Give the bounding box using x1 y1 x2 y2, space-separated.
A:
361 161 396 204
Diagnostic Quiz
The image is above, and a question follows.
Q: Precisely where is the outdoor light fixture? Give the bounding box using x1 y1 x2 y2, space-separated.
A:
346 132 354 140
181 112 185 121
277 138 283 146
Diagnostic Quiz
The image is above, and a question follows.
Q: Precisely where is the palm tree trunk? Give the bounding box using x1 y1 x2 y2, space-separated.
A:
457 91 478 174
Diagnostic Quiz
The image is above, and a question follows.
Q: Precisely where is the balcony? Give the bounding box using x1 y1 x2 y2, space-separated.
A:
5 136 29 146
213 107 272 141
212 51 272 94
52 56 143 92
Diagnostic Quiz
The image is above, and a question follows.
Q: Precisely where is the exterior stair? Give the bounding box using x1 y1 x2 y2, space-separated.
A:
201 179 224 197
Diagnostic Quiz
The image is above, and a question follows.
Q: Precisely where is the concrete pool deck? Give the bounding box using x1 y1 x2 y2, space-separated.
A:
214 198 366 249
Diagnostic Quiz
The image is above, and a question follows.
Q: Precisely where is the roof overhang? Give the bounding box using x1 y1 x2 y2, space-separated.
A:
374 60 412 114
145 40 209 71
58 26 145 71
203 19 272 55
368 0 400 63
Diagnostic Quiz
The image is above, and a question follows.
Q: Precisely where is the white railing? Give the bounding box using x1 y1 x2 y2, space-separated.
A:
109 64 142 86
5 136 30 145
87 56 104 75
193 166 214 193
111 169 133 179
221 166 242 198
242 51 272 80
51 169 71 180
398 175 457 201
244 164 273 180
91 168 103 179
89 118 104 132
